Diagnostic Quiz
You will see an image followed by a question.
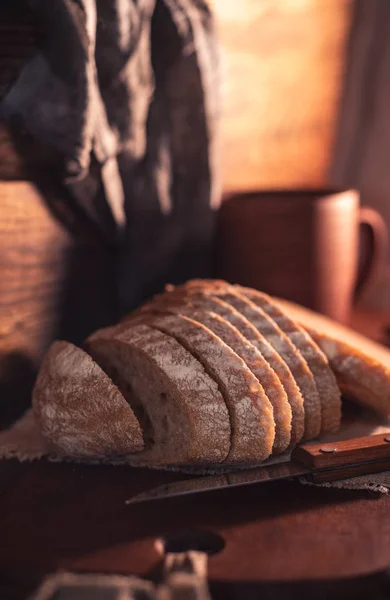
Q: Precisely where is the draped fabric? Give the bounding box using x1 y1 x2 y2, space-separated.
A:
1 0 221 312
329 0 390 308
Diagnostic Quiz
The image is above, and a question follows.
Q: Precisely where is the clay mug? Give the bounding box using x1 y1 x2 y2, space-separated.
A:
215 189 387 323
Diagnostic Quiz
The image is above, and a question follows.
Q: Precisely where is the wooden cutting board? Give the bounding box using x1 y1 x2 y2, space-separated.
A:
0 457 389 600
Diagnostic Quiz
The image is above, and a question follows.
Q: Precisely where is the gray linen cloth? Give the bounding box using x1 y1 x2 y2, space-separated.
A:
1 0 221 312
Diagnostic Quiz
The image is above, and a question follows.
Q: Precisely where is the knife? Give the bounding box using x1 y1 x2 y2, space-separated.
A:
127 432 390 504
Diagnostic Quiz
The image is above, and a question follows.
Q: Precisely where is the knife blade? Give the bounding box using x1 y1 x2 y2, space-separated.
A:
126 461 308 504
127 432 390 504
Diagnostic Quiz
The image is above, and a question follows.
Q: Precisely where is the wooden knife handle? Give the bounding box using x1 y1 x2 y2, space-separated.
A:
291 432 390 483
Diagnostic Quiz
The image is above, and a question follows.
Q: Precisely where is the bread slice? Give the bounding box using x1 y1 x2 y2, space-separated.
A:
32 341 144 459
169 280 320 440
177 308 292 454
274 298 390 419
155 284 309 443
85 324 231 466
239 287 341 434
210 292 310 441
137 290 303 446
137 300 291 454
144 313 275 464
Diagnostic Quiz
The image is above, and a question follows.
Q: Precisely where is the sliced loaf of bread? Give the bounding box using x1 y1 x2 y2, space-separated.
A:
172 280 320 441
138 290 304 446
275 297 390 419
85 324 231 466
144 313 275 464
175 307 292 454
240 287 341 433
151 283 308 443
138 302 291 454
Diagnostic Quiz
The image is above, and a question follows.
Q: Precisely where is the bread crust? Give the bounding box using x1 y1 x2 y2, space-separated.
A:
151 284 307 444
86 324 231 465
181 307 292 454
137 299 292 454
170 280 321 440
146 313 275 464
275 298 390 420
32 341 144 458
240 288 341 434
138 290 304 446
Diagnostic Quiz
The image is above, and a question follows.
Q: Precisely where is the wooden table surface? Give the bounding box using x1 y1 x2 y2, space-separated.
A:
1 309 390 600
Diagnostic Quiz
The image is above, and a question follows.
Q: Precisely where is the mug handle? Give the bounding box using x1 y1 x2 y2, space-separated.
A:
354 206 388 299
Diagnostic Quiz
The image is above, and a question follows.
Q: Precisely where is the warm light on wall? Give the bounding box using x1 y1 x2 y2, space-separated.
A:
210 0 354 192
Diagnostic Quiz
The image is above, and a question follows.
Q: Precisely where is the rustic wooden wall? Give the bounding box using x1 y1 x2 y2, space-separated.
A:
0 174 117 425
